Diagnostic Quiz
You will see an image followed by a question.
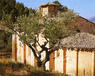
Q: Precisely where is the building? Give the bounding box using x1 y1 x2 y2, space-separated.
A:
53 33 95 76
12 3 95 76
12 32 95 76
38 3 59 17
68 16 95 34
39 3 95 34
38 2 67 17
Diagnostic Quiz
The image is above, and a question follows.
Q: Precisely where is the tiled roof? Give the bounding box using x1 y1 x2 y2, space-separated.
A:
61 33 95 49
40 2 59 7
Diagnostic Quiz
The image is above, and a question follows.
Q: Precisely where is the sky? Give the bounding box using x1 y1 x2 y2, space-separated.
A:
16 0 95 19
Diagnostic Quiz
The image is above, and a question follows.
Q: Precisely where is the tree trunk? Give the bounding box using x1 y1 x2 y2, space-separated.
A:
42 63 46 71
36 61 46 71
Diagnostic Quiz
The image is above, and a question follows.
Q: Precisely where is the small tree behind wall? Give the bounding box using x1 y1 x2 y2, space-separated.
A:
2 10 78 70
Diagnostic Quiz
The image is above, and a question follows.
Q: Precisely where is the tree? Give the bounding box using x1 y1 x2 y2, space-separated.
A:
53 0 68 12
0 0 29 22
0 30 11 50
0 0 16 20
53 0 61 6
2 10 78 70
0 0 30 51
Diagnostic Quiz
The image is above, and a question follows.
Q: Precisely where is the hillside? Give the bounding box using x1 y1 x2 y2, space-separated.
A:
67 16 95 34
0 59 67 76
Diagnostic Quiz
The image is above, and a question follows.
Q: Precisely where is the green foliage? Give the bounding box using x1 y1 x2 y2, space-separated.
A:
24 7 29 16
43 18 70 46
43 10 77 46
0 0 30 51
0 0 29 22
0 30 11 50
14 13 43 43
0 0 16 21
58 10 78 25
15 2 28 16
13 10 77 47
2 5 78 68
53 0 61 5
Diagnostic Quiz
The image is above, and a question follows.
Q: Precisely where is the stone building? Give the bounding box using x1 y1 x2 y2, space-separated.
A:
38 3 95 34
38 3 59 17
38 2 67 17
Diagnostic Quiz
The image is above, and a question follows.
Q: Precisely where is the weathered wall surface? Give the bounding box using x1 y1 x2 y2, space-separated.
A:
66 49 77 76
12 34 16 60
48 5 58 16
54 48 94 76
16 35 24 63
49 52 55 71
12 35 94 76
45 61 49 70
78 51 93 76
26 45 34 66
92 51 95 76
40 5 58 17
12 34 49 67
55 49 63 73
41 7 48 16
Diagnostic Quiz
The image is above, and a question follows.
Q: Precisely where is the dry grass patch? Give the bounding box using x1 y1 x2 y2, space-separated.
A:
0 59 68 76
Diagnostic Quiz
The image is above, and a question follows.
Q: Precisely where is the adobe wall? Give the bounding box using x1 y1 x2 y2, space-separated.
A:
12 34 49 67
41 7 48 16
55 49 63 73
54 48 77 75
66 49 77 76
26 45 34 66
92 51 95 76
54 48 94 76
48 5 58 16
12 35 94 76
78 51 93 76
16 35 24 63
12 34 16 61
40 5 58 17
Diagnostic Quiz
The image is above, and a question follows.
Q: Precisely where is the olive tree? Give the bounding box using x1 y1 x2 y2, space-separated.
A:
2 10 78 70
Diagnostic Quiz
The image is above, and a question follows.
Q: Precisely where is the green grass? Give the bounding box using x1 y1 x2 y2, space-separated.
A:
0 59 68 76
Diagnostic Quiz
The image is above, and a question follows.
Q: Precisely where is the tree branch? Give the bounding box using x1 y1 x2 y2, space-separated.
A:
26 43 38 58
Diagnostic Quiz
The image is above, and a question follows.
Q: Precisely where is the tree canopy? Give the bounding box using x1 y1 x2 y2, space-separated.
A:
2 10 78 69
1 0 78 69
53 0 62 5
0 0 29 22
0 0 31 51
0 30 11 50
